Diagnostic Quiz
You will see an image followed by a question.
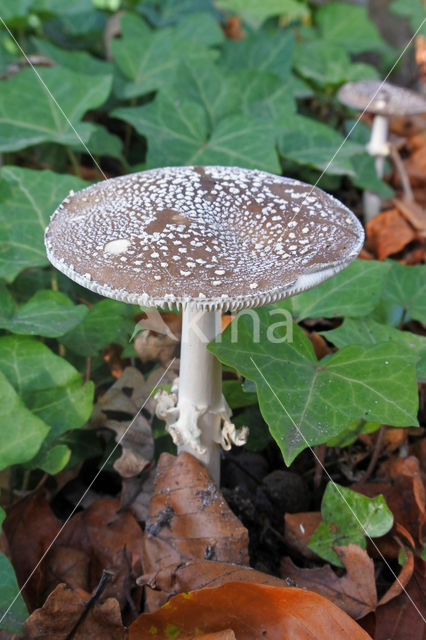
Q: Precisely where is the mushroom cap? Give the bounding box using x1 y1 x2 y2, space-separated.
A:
338 80 426 116
45 166 364 311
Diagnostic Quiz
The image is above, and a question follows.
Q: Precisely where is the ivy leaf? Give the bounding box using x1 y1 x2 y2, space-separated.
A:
60 299 136 356
0 370 49 469
209 314 418 464
277 114 363 175
235 70 296 121
215 0 310 28
172 11 225 46
111 13 217 100
351 154 394 200
0 290 88 338
0 67 112 152
308 483 393 566
0 166 89 282
0 0 33 21
390 0 426 35
170 60 241 130
293 40 361 87
0 509 28 634
31 36 114 76
113 93 279 173
221 31 295 80
323 316 426 381
71 124 123 161
287 260 391 321
0 336 94 472
316 3 387 54
382 262 426 324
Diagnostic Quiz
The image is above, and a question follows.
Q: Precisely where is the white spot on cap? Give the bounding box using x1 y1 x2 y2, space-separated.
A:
250 283 258 289
104 239 131 255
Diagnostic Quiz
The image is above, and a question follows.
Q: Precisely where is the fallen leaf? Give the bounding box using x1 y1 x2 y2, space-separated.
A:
378 456 425 546
133 311 181 367
304 331 332 360
284 512 322 560
281 544 377 619
44 546 90 595
23 583 127 639
143 453 249 611
378 548 414 607
394 198 426 234
138 560 288 598
390 114 426 138
91 367 154 477
3 489 60 610
223 16 245 40
374 557 425 640
366 208 417 260
129 582 373 639
55 498 143 609
404 146 426 186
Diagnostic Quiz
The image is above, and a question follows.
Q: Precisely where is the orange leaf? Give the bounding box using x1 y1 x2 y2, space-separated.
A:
366 209 417 260
129 582 372 640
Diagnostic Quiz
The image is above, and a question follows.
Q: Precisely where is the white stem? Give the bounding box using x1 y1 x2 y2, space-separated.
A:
177 307 222 483
364 114 389 222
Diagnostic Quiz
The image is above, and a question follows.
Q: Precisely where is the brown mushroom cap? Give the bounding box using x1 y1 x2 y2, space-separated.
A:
338 80 426 117
45 166 364 311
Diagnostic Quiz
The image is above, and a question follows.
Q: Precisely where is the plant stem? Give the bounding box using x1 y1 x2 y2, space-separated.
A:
66 147 82 178
363 114 390 221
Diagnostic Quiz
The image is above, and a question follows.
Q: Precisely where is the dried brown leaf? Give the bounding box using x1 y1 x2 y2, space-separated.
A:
55 498 143 609
3 489 60 610
143 453 249 611
284 512 322 560
281 544 378 619
23 583 127 639
138 560 287 598
366 208 417 260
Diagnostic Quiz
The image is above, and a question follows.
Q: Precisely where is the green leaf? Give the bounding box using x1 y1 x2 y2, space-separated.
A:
0 0 33 21
0 166 89 282
316 3 386 54
351 154 394 199
113 93 279 173
210 315 418 464
30 444 71 475
0 282 15 320
221 31 295 80
293 40 352 87
326 419 381 448
31 37 114 76
71 124 123 161
323 316 426 381
222 379 258 409
0 290 88 337
0 370 49 469
277 114 363 175
0 66 112 152
382 262 426 324
170 60 241 130
0 509 28 634
390 0 426 36
0 335 94 472
60 299 135 356
112 13 217 99
215 0 310 28
308 482 393 566
235 70 296 121
288 260 391 321
172 11 225 46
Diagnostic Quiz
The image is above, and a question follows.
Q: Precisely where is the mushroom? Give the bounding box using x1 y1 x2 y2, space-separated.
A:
44 166 364 484
338 80 426 221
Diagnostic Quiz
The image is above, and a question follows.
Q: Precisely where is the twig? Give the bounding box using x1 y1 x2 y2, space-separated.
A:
389 143 414 201
361 425 385 483
65 569 114 640
313 443 327 489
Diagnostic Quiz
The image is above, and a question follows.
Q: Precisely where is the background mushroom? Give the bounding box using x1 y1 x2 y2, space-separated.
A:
45 166 364 484
338 80 426 221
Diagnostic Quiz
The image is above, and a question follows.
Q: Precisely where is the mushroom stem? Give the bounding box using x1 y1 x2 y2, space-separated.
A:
177 307 223 483
363 114 390 221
